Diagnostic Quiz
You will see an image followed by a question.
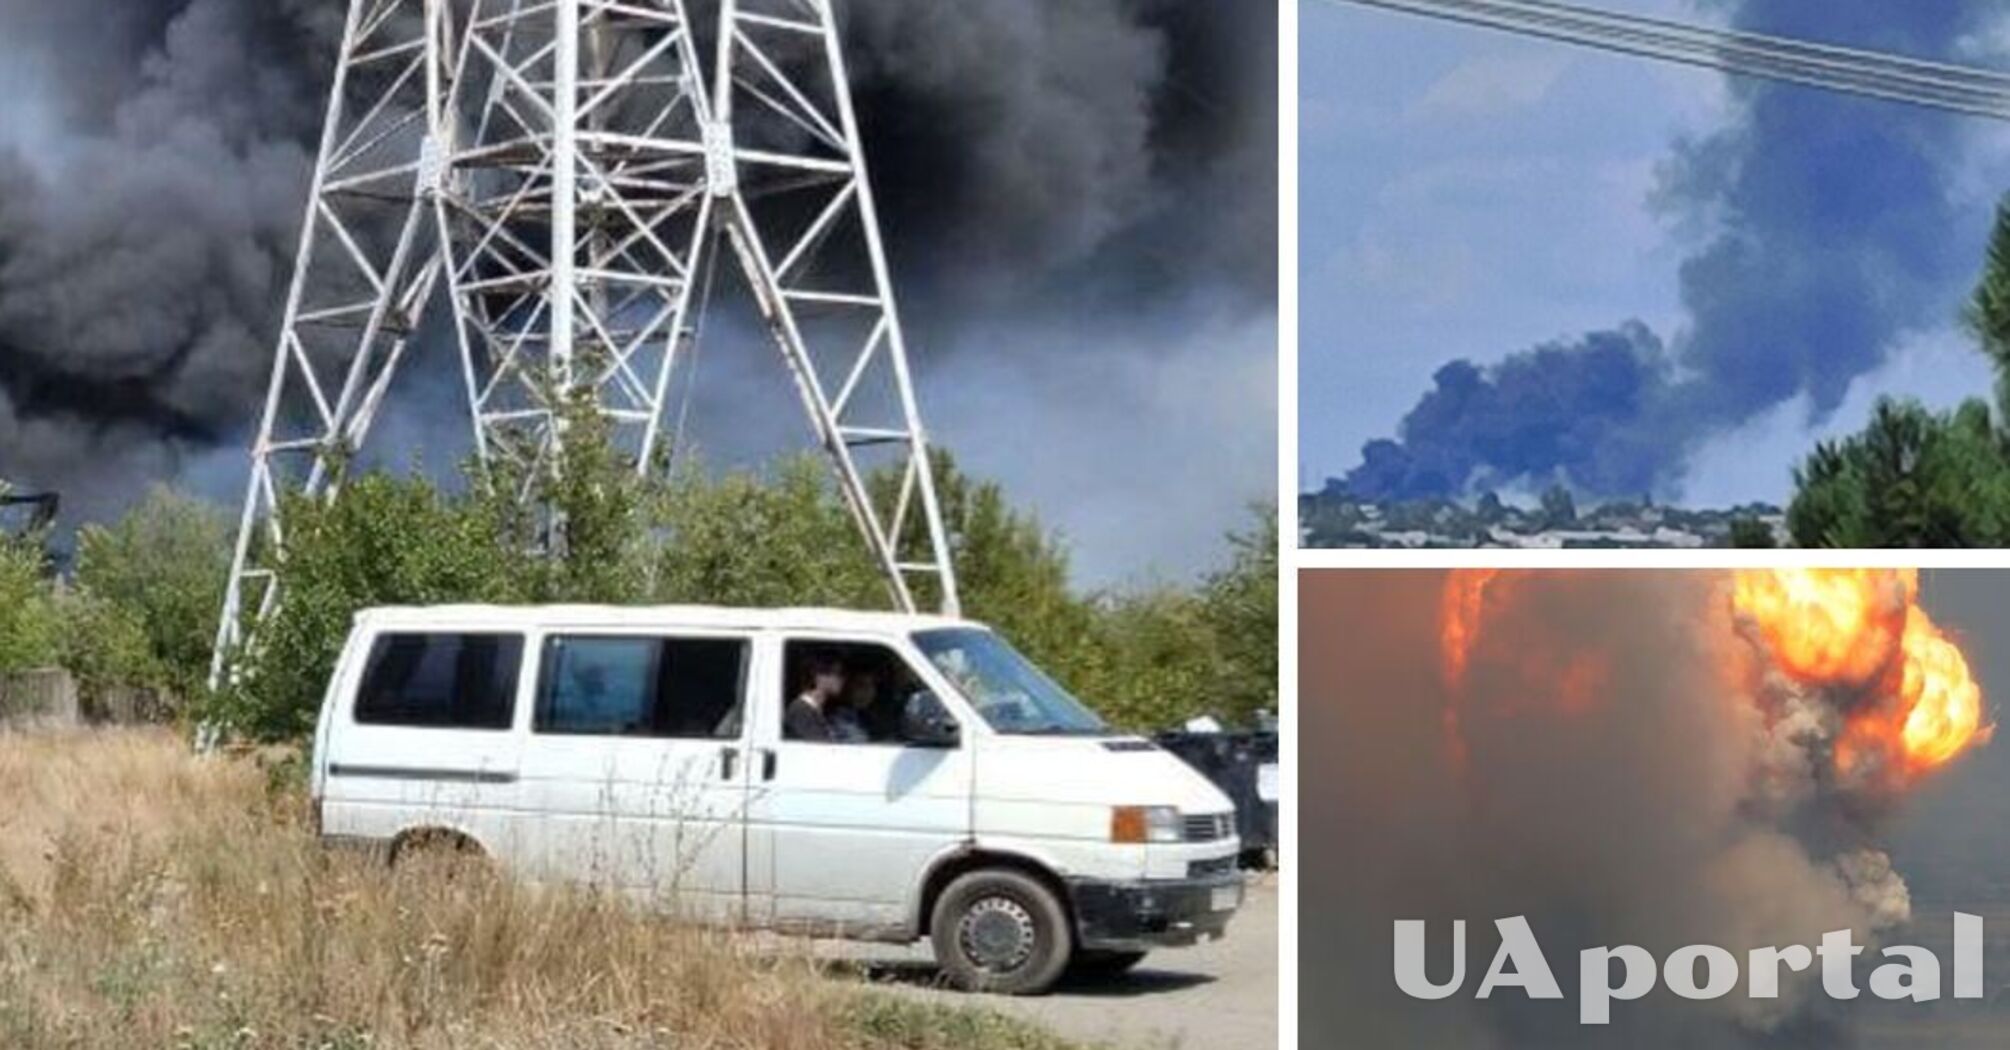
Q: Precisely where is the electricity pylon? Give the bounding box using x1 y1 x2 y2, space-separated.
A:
213 0 961 685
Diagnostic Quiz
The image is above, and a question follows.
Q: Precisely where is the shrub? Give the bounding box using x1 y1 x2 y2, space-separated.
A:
0 539 59 673
208 472 528 740
145 411 1276 740
68 487 231 706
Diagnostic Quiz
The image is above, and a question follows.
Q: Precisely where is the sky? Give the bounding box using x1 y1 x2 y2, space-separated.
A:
1300 0 2010 506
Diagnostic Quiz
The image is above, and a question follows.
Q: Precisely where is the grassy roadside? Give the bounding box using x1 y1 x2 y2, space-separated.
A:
0 729 1088 1050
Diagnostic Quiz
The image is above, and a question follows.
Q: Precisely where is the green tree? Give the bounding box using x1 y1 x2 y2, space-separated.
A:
534 389 650 603
1198 504 1279 724
1083 505 1280 730
68 486 231 703
1965 197 2010 418
646 455 883 608
465 386 654 606
209 471 529 739
1786 193 2010 547
1086 588 1216 730
56 591 160 707
1727 516 1777 548
1787 398 2010 547
0 537 59 673
199 415 1277 741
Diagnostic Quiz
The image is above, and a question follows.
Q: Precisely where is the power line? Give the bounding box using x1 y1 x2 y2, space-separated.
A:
1333 0 2010 116
1335 0 2010 106
1323 0 2010 121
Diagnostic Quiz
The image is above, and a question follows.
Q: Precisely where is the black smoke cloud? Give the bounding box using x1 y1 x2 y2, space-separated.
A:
1343 0 2000 502
0 0 1275 522
0 0 339 509
846 0 1277 311
1347 322 1675 499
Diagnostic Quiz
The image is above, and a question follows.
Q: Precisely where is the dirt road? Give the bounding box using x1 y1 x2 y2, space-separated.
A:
833 877 1278 1049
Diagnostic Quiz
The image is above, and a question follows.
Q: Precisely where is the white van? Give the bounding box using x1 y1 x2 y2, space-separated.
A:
310 604 1245 994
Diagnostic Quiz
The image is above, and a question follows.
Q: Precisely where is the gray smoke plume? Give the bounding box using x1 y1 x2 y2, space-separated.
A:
0 0 339 509
0 0 1275 539
1342 0 2003 503
1346 322 1675 499
1303 571 1976 1047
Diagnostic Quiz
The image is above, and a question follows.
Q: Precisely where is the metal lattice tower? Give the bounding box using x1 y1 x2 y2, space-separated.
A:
213 0 960 684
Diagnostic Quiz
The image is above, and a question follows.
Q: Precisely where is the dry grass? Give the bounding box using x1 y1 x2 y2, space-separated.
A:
0 729 1085 1050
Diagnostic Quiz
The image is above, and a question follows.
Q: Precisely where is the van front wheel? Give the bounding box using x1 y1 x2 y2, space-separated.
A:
930 869 1073 995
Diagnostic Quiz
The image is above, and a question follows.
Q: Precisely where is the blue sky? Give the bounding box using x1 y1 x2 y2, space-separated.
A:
1300 0 2010 505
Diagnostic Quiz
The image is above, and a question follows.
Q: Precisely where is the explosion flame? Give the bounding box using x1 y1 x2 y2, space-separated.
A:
1438 568 1990 785
1406 567 1986 1040
1438 569 1500 779
1440 568 1499 691
1731 569 1989 779
1730 568 1912 686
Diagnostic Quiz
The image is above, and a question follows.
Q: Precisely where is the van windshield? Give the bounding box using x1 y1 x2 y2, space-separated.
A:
912 628 1109 736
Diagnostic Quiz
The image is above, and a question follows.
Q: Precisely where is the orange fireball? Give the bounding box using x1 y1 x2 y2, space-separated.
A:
1730 568 1914 686
1732 568 1987 776
1898 606 1989 770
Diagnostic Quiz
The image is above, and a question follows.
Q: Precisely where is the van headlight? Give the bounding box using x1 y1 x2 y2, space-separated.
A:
1110 805 1182 844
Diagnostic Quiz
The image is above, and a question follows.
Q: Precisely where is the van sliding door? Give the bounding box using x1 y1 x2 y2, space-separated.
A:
513 632 756 923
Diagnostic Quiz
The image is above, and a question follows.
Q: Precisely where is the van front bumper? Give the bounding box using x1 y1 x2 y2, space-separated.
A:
1067 872 1244 951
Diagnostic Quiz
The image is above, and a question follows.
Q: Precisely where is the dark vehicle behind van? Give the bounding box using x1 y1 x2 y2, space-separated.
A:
1155 729 1277 868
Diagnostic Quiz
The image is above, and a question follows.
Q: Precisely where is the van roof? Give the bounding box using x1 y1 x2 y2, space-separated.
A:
352 603 982 634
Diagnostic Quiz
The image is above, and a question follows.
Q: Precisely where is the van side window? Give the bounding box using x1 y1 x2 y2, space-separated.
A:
781 639 939 746
354 632 523 729
537 635 747 739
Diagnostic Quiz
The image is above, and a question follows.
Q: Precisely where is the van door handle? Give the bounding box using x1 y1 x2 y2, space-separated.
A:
760 748 777 782
720 747 739 780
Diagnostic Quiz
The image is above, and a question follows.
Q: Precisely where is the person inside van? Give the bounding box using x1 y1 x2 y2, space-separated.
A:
830 665 879 743
784 653 844 741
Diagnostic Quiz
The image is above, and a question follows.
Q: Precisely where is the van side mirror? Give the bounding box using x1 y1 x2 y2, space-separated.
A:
901 690 960 748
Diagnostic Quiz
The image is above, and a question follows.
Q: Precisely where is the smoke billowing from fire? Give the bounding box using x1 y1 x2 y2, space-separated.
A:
1305 569 1993 1046
1730 569 1989 787
0 0 1275 535
1441 568 1988 794
1340 0 2005 502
